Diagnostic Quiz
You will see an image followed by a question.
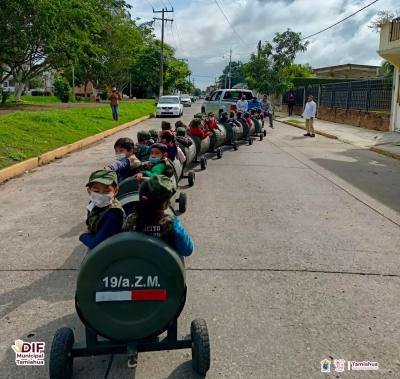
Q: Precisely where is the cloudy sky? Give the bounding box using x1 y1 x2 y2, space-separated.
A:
127 0 398 89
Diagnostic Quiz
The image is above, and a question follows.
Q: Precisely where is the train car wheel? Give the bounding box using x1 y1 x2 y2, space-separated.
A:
49 328 74 379
179 192 187 213
191 319 211 375
188 170 195 187
217 147 223 159
260 133 264 141
263 129 267 137
201 157 207 170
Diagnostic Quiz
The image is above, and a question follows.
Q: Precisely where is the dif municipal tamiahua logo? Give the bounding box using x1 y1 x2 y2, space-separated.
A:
11 339 45 365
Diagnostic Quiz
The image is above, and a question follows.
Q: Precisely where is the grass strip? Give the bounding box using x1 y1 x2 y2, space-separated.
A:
288 119 304 124
0 101 155 170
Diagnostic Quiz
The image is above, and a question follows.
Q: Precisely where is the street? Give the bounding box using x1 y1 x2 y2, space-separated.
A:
1 102 400 378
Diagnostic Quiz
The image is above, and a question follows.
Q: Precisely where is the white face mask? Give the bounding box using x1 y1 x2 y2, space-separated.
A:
90 192 114 208
115 153 126 161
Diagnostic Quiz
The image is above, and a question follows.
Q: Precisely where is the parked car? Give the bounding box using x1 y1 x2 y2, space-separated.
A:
180 94 192 107
199 96 204 100
156 96 183 117
201 89 253 117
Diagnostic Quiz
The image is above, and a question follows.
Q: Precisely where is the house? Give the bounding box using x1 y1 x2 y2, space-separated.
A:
378 18 400 132
313 64 380 79
1 78 15 94
232 82 248 89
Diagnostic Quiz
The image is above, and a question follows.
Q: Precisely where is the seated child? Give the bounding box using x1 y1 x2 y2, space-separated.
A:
133 143 173 180
135 130 152 159
189 118 213 140
175 120 188 130
149 129 159 142
124 175 193 256
243 111 253 126
219 111 229 123
160 130 178 161
176 127 193 147
161 121 172 131
105 137 142 182
205 112 221 132
79 170 125 250
228 111 241 127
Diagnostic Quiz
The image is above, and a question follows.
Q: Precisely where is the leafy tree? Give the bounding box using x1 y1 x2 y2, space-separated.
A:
218 61 246 88
381 61 395 78
54 76 71 103
194 88 201 96
368 10 400 33
283 64 313 81
28 78 44 89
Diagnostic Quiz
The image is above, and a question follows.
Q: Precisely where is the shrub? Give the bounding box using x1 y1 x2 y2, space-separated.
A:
31 90 44 96
1 89 11 104
7 150 27 161
44 91 51 96
100 85 109 100
54 76 71 103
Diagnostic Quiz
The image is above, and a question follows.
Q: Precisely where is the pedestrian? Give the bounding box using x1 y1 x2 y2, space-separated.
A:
302 95 317 137
288 94 295 116
109 86 121 121
260 95 274 129
236 94 248 114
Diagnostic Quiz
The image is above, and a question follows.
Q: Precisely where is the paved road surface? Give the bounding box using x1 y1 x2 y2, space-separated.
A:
1 103 399 378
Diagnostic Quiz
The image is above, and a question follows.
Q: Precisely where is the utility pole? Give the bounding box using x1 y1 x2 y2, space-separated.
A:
153 8 174 99
72 66 75 101
257 40 261 57
228 47 232 89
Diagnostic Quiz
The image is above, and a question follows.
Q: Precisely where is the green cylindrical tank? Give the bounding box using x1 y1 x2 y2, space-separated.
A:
187 133 210 159
251 117 261 134
209 124 227 151
178 139 197 169
220 122 243 144
76 232 186 341
238 119 255 138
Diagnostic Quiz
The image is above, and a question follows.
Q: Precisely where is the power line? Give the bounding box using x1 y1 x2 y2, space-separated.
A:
214 0 252 50
159 0 167 9
145 0 154 10
301 0 379 40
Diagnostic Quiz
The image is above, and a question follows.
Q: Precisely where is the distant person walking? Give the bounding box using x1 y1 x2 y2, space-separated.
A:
260 95 274 129
288 94 295 116
236 94 248 114
109 87 121 121
302 95 317 137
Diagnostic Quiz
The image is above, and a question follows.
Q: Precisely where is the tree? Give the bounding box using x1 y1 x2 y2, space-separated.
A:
218 61 246 88
194 88 201 96
283 64 313 81
28 78 44 90
368 10 400 33
243 29 308 99
54 76 71 103
381 61 395 78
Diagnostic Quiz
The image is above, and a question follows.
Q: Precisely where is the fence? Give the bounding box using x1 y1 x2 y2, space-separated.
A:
283 78 393 112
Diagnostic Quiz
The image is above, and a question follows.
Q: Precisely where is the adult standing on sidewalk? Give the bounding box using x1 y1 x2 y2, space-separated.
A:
109 87 121 121
236 94 248 114
260 95 274 129
288 94 295 116
302 95 316 137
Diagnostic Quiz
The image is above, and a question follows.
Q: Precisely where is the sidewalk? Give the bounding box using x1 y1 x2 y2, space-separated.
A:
275 111 400 159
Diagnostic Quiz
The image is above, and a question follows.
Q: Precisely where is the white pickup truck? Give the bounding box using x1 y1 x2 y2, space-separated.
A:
201 89 254 117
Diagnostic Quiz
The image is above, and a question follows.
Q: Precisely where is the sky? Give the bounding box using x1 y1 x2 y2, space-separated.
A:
127 0 399 90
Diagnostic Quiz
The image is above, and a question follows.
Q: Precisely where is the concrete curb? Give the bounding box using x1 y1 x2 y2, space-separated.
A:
278 120 338 140
370 146 400 161
0 113 154 184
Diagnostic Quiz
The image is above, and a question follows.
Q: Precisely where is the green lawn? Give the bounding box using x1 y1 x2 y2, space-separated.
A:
288 119 304 125
0 101 155 170
4 95 62 104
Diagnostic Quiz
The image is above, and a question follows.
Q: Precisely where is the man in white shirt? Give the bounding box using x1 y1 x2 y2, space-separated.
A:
301 95 317 137
236 94 248 113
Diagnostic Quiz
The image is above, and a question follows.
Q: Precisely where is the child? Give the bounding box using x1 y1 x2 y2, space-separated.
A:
133 143 173 180
149 129 159 141
79 170 125 249
205 112 221 132
160 130 178 161
124 175 193 256
176 127 193 147
105 138 142 182
135 131 152 159
161 121 172 131
189 118 213 140
175 120 188 130
219 111 229 123
228 111 241 127
243 111 253 126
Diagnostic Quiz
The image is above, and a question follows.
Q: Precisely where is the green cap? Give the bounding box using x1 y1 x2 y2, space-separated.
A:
175 120 183 128
148 175 176 202
244 111 250 117
191 118 202 127
194 112 204 119
161 121 171 130
86 169 118 187
221 111 228 117
252 107 258 111
229 111 235 117
137 130 151 141
207 111 214 116
149 129 159 138
176 127 186 136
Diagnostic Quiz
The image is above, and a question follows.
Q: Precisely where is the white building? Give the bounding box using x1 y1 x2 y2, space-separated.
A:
378 19 400 132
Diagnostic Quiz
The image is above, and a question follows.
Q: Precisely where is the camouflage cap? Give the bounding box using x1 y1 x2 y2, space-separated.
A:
244 111 250 117
137 130 151 141
175 120 183 128
191 118 203 127
221 111 228 117
229 111 235 117
252 107 258 111
86 169 118 187
194 112 204 119
176 127 187 136
207 111 214 116
149 129 159 138
147 175 176 202
161 121 171 130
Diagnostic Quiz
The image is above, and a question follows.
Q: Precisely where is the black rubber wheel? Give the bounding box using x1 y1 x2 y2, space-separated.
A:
263 129 266 136
201 108 205 114
188 170 195 187
49 327 74 379
233 141 238 151
179 192 187 213
217 147 223 159
200 157 207 170
260 133 264 141
191 319 211 375
249 138 253 146
156 115 159 118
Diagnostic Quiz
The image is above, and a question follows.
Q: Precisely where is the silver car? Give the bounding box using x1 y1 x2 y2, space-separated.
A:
180 94 192 107
156 96 183 117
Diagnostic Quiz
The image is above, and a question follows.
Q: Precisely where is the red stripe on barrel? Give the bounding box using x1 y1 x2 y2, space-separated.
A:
131 290 167 301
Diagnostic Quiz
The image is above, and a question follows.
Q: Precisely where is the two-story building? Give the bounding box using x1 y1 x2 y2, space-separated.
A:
378 18 400 132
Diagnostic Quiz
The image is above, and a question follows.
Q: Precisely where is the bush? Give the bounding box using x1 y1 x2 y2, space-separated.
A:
1 89 11 104
100 85 109 100
54 76 71 103
31 90 44 96
44 91 51 96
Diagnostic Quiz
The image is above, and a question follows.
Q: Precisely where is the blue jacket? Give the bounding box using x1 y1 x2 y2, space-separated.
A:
109 158 131 183
248 99 261 109
173 216 193 256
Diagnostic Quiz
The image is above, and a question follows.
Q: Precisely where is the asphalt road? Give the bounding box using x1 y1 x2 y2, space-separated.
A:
1 103 400 378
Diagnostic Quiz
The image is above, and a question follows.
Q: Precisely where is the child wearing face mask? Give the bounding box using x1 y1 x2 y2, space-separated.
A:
135 131 153 159
79 170 126 250
105 138 142 182
133 143 174 180
160 130 178 161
